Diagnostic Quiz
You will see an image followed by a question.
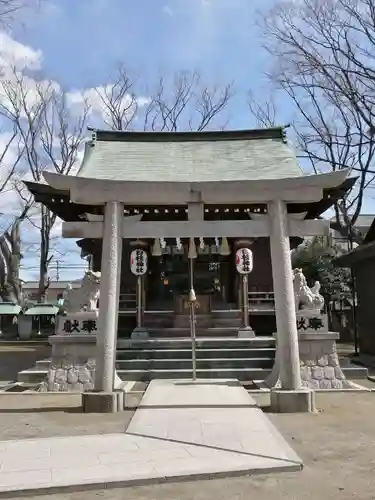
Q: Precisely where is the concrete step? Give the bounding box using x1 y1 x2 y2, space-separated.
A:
116 347 276 360
211 309 241 317
17 363 368 384
173 315 213 328
339 366 369 379
213 318 242 327
146 327 241 337
35 359 51 370
117 337 276 349
116 367 273 381
116 365 368 382
115 357 275 370
18 370 45 384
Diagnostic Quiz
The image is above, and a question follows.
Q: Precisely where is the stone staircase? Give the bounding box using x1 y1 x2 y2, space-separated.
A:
142 309 242 337
115 337 276 381
16 309 369 385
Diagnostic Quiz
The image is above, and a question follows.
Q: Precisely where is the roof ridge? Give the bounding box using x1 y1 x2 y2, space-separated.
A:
87 127 289 143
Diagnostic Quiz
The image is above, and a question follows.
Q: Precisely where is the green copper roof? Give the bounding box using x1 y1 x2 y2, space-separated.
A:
0 303 21 315
76 128 304 182
24 304 59 316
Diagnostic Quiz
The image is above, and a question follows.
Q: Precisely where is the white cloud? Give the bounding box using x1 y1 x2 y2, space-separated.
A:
0 31 42 73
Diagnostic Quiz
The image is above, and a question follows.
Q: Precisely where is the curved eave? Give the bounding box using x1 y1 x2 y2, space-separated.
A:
364 218 375 243
23 181 102 222
43 168 353 205
289 176 357 219
335 241 375 267
25 175 356 223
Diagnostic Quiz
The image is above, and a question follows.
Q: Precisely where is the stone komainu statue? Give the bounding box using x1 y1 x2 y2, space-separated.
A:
293 268 325 313
62 271 101 313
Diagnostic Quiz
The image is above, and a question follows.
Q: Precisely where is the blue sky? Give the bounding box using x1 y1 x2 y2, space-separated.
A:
17 0 271 93
13 0 278 129
1 0 374 282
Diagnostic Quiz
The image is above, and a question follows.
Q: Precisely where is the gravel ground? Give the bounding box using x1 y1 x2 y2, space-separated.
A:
0 394 134 441
0 390 374 500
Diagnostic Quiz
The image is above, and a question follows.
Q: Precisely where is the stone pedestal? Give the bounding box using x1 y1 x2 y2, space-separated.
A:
299 332 356 389
131 327 150 340
237 327 255 338
40 311 99 392
39 334 96 392
296 310 329 334
56 311 99 336
40 311 125 399
82 391 124 413
266 329 357 392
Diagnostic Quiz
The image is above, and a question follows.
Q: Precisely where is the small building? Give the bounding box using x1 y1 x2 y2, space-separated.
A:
24 127 356 392
335 217 375 355
22 280 81 304
329 213 374 249
24 128 355 333
0 302 21 338
21 304 60 338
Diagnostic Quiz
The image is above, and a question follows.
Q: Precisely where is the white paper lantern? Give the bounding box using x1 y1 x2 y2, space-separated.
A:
130 249 148 276
235 248 253 274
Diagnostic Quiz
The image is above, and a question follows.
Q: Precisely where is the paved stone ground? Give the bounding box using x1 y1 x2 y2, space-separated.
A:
0 388 374 499
0 381 301 494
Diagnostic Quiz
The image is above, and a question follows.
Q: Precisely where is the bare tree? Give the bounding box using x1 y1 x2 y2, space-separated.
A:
93 64 139 131
254 0 375 240
0 0 41 28
0 67 89 301
94 67 234 132
0 126 24 194
0 200 31 303
247 90 278 129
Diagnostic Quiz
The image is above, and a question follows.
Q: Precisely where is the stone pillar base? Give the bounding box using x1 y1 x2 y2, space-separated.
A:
237 327 255 338
131 327 150 340
271 388 316 413
82 391 124 413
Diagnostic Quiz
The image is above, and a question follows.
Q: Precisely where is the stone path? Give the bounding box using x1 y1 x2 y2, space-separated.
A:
0 379 302 496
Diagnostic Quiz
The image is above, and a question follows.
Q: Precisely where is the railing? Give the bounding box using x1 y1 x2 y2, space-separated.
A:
119 293 136 310
118 291 276 311
248 291 275 307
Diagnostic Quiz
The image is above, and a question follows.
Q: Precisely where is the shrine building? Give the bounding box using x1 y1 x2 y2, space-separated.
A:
25 127 354 393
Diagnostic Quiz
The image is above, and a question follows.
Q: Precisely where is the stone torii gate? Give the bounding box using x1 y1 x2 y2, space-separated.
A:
43 168 349 412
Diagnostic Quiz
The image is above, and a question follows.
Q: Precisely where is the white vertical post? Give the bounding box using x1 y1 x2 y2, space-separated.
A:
242 275 249 329
95 201 123 393
268 199 301 390
189 258 197 381
136 275 142 328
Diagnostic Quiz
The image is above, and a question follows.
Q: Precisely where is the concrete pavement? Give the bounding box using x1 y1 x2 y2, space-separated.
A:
0 379 302 496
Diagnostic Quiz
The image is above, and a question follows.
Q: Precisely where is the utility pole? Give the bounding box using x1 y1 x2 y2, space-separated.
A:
56 260 60 281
